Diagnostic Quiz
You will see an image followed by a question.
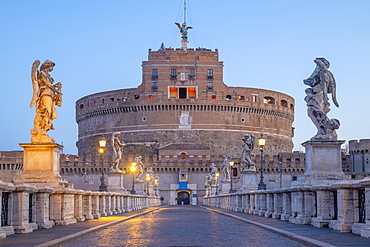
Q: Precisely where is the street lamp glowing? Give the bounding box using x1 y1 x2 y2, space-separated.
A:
258 134 266 147
215 172 220 178
130 162 137 172
146 173 151 181
99 139 107 148
154 177 159 186
229 160 234 167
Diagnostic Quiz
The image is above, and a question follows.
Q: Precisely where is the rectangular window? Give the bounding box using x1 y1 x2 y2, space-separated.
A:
212 95 216 99
152 69 158 80
189 69 195 79
252 95 257 102
171 69 177 79
188 87 196 98
207 82 213 90
169 87 178 98
152 82 158 90
207 69 213 79
148 95 153 99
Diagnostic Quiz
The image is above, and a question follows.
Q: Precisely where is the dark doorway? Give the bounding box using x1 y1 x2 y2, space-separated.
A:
177 191 190 205
179 88 187 98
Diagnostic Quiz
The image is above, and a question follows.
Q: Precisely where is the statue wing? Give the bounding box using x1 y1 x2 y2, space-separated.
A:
175 22 181 29
327 71 339 107
30 60 40 108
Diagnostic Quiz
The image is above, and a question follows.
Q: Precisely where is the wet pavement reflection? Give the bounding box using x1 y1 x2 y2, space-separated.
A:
62 206 305 247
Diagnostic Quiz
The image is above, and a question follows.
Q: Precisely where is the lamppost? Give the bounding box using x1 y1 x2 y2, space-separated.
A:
154 176 159 196
98 138 108 192
146 172 151 195
130 162 137 194
258 134 267 190
215 172 220 195
229 160 234 193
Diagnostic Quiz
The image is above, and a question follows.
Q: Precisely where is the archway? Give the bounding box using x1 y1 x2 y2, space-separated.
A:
177 191 190 205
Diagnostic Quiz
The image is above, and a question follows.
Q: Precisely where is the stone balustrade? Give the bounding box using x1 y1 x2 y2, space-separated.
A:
0 180 161 239
204 177 370 238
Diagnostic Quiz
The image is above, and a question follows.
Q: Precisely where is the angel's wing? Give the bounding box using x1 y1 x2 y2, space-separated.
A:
30 60 40 108
174 22 181 29
327 71 339 107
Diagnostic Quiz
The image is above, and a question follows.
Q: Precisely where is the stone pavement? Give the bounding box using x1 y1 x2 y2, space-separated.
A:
0 206 370 246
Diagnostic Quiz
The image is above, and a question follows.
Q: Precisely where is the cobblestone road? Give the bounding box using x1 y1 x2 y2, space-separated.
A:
62 206 305 247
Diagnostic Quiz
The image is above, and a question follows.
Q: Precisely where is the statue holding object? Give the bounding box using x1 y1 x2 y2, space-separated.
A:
110 132 126 173
241 134 256 170
221 155 232 181
134 156 145 180
304 58 340 140
30 60 63 143
175 22 192 41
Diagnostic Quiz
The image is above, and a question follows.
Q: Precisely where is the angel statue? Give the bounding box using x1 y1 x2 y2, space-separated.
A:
30 60 62 143
175 22 192 41
109 132 126 173
134 156 145 180
221 155 232 181
241 134 256 170
304 58 340 140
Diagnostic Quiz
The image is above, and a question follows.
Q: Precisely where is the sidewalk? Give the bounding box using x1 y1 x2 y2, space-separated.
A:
0 207 161 247
203 206 370 247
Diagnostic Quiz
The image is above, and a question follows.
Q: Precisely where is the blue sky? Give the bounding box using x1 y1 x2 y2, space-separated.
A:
1 0 369 154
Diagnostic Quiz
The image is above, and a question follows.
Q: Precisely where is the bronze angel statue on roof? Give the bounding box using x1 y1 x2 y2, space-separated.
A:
304 58 340 140
175 22 192 41
30 60 62 143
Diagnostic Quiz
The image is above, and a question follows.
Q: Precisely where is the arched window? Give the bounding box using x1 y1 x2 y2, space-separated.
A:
179 152 187 160
290 104 294 110
264 97 275 105
280 100 288 107
232 167 238 177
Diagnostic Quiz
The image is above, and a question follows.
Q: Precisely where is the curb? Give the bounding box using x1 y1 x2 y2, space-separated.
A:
201 206 336 247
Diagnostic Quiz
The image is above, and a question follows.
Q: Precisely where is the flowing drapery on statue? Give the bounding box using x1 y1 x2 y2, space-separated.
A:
304 58 340 140
30 60 62 143
134 156 145 181
221 155 232 181
241 134 256 170
110 132 126 173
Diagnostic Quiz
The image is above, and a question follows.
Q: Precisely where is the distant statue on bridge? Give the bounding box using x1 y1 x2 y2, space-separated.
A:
110 132 126 173
175 22 192 41
134 156 145 180
241 134 256 170
30 60 63 143
304 58 340 140
221 155 232 181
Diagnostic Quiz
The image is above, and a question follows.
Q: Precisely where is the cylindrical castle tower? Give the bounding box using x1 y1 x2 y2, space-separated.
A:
76 47 295 165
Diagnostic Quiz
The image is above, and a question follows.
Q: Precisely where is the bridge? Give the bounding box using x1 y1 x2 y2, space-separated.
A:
1 205 370 247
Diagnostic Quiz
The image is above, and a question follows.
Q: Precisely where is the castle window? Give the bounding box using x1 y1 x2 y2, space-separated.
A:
194 57 199 61
238 95 245 100
171 69 177 79
152 69 158 80
207 82 213 90
290 104 294 110
212 95 216 99
263 96 275 104
189 69 195 79
232 167 238 177
79 104 84 109
152 82 158 91
148 95 153 99
280 100 288 107
134 95 140 100
252 94 257 102
226 95 232 100
207 69 213 79
169 87 197 99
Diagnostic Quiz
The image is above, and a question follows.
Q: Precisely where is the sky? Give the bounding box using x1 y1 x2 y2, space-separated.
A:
1 0 370 154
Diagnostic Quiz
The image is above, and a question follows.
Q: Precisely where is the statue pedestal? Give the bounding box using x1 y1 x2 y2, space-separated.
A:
238 168 258 192
134 180 145 195
293 140 348 186
220 180 231 194
107 172 125 192
211 184 219 195
14 143 69 189
147 184 154 196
